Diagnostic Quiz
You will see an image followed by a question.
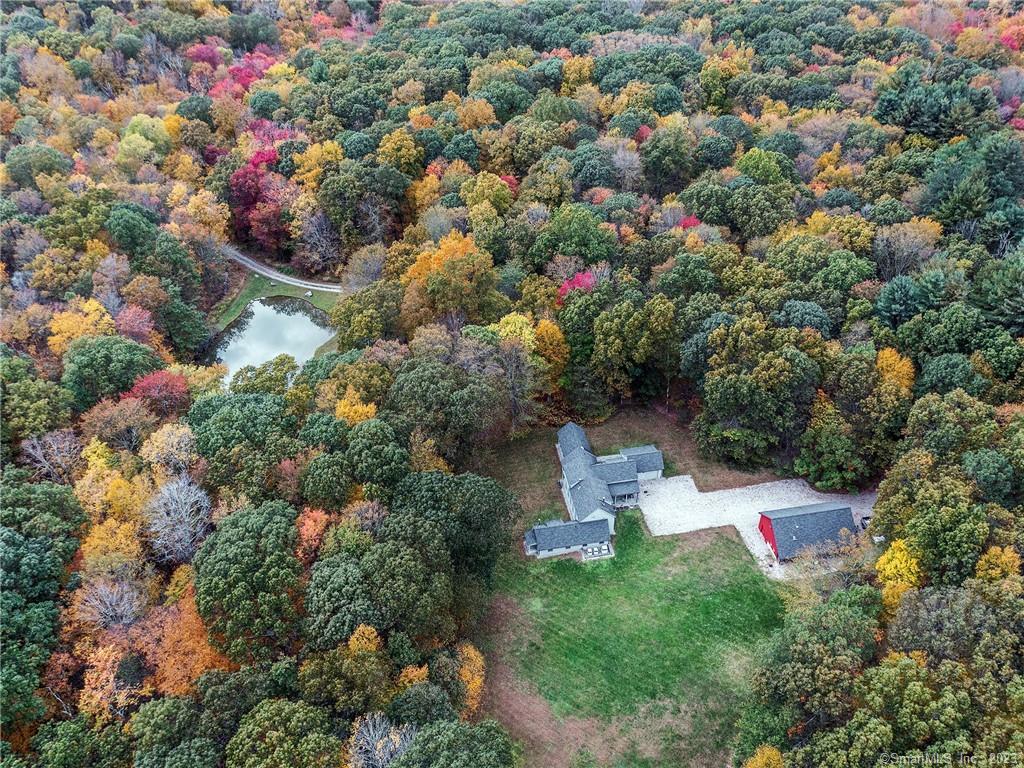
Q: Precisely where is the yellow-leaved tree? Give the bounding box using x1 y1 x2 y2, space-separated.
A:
293 140 344 190
875 538 923 614
399 231 504 330
743 745 785 768
456 641 485 719
534 318 569 393
335 385 377 426
47 297 115 356
876 347 915 391
409 427 451 474
377 129 423 176
348 624 383 655
975 545 1022 591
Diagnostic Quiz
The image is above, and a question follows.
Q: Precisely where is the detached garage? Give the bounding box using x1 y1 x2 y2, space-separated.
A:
758 502 856 561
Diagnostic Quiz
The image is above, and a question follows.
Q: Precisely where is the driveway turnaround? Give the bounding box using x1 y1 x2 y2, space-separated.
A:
637 475 877 579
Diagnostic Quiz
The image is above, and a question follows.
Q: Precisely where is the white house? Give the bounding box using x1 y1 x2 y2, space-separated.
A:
524 422 664 559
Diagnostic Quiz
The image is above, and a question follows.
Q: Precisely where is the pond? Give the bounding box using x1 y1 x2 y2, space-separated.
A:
209 297 335 380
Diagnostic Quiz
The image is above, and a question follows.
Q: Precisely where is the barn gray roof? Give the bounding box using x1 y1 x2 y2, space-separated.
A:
527 518 611 551
762 502 855 560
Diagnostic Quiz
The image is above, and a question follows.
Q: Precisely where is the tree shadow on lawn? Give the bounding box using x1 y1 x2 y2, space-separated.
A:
478 514 786 768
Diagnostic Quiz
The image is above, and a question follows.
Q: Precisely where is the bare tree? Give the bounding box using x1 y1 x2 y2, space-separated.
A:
454 336 503 379
144 476 212 563
350 500 389 535
873 221 942 279
611 143 643 191
93 253 131 298
12 230 48 270
358 195 396 245
543 254 584 282
20 430 83 484
497 339 536 431
295 210 342 275
76 577 147 628
342 244 387 291
649 201 689 234
350 10 371 32
349 713 416 768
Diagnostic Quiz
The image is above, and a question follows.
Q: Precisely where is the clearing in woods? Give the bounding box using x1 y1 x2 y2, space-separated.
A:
479 514 785 767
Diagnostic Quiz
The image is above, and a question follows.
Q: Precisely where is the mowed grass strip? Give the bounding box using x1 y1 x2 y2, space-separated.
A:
494 512 785 721
212 272 338 330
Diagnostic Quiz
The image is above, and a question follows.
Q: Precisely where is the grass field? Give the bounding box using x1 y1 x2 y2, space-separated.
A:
211 272 339 331
474 407 787 767
481 513 785 767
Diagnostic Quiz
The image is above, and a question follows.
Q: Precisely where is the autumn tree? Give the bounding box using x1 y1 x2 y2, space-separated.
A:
125 370 191 417
133 589 231 696
400 232 506 329
875 539 923 614
47 298 115 357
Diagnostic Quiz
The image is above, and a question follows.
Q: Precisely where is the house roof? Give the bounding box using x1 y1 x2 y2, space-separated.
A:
568 474 614 521
606 479 640 496
557 422 591 457
618 445 664 474
591 459 638 484
528 518 611 551
557 426 664 519
761 503 856 560
562 445 597 484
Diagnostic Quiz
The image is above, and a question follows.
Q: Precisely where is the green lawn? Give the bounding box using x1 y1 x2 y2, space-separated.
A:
487 511 786 766
211 273 339 331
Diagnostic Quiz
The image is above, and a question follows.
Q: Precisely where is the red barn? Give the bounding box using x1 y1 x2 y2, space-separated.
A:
758 502 856 561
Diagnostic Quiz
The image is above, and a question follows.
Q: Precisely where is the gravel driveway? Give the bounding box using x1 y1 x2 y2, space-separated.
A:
638 475 877 579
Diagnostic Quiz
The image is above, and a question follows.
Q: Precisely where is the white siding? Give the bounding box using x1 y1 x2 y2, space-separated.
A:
638 470 662 481
560 473 577 519
536 544 580 559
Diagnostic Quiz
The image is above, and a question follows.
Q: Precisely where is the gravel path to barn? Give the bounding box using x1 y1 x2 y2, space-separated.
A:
638 475 877 579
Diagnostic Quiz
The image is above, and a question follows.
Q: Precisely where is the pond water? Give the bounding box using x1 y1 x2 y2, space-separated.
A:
209 297 334 379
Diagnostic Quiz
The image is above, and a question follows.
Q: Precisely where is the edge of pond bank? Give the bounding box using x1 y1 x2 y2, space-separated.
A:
206 293 337 377
212 272 339 332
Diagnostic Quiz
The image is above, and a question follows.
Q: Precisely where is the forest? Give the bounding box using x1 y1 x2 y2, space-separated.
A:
1 0 1023 766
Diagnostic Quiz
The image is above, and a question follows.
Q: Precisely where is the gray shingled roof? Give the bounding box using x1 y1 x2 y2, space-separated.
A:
606 479 640 496
569 474 614 521
558 428 665 518
562 445 597 485
557 422 591 457
619 445 664 474
528 518 611 551
762 503 855 560
591 459 638 484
